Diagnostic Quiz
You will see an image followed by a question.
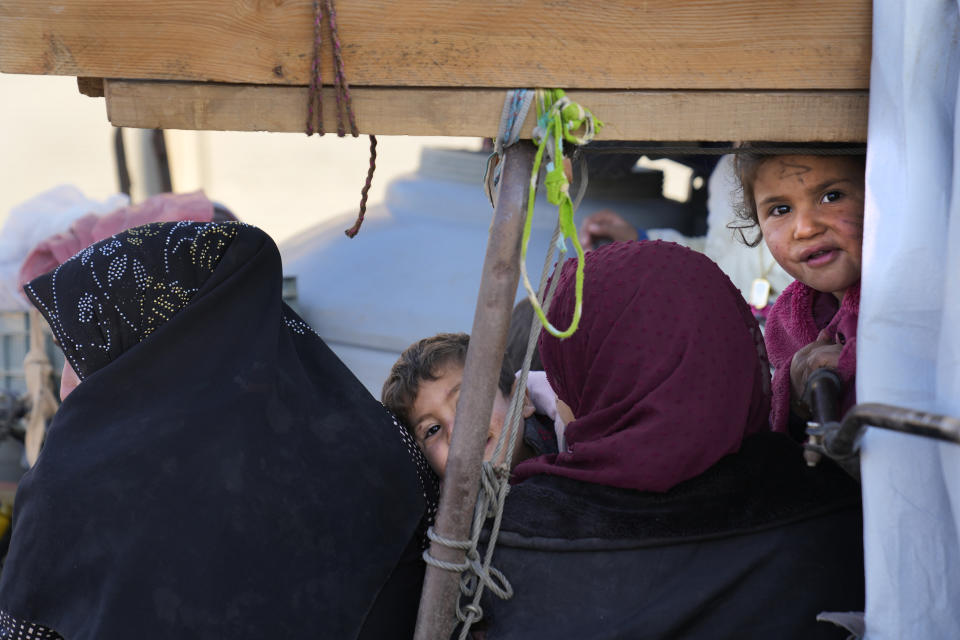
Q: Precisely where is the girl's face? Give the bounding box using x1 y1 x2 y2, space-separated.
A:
753 155 865 301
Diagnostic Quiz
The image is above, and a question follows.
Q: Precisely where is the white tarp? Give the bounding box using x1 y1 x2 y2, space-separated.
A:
860 1 960 636
0 186 128 310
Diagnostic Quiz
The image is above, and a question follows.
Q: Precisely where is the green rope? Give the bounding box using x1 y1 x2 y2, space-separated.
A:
520 89 603 338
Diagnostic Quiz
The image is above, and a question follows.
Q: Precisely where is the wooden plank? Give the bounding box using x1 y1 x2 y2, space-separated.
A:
104 80 868 142
77 76 104 97
2 1 871 90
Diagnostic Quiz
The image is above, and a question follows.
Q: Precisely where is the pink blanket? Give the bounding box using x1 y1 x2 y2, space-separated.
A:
764 280 859 434
19 192 216 289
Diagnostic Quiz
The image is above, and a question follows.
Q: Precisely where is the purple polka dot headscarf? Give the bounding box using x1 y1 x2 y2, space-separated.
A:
513 240 772 492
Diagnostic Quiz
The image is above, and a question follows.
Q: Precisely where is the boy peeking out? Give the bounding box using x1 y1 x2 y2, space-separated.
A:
382 333 556 478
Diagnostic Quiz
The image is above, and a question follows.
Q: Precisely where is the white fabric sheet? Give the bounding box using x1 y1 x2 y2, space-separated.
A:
0 186 127 310
861 1 960 636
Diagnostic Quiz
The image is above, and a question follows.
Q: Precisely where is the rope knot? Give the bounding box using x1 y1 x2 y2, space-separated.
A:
543 161 569 205
458 602 484 624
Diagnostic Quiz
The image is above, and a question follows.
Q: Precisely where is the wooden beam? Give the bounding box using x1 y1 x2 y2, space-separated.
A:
104 80 868 142
2 1 871 90
415 143 535 640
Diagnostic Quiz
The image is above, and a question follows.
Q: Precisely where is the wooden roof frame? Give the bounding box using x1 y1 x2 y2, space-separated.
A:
1 0 871 140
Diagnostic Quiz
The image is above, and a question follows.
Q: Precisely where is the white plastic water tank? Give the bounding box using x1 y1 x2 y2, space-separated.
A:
280 147 693 395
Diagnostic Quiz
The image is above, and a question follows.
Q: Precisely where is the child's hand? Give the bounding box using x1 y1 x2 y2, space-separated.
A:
578 210 639 250
523 370 568 452
789 330 842 416
524 371 558 420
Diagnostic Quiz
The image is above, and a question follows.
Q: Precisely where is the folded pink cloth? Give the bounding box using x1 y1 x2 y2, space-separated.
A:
19 192 216 289
764 280 860 434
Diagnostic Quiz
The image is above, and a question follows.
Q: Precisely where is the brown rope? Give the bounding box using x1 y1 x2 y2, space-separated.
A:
305 0 376 238
344 134 377 238
306 0 324 136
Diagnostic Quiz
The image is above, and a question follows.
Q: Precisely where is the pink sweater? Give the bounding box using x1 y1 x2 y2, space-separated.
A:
763 280 859 434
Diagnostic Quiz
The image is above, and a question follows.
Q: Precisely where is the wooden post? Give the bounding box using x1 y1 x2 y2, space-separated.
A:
414 141 536 640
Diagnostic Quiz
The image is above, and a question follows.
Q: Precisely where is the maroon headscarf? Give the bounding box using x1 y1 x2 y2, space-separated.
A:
512 241 772 492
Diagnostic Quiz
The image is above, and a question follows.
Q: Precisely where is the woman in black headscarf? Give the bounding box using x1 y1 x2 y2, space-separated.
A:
0 221 437 639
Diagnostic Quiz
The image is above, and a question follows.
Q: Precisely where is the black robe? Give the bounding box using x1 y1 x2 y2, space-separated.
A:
482 433 863 639
0 222 437 639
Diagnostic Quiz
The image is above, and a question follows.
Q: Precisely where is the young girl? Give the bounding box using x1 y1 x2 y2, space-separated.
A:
733 146 866 436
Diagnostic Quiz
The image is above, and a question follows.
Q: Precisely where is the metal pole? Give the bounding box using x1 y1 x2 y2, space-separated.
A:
151 129 174 193
136 128 172 199
414 141 536 640
825 402 960 458
114 128 131 197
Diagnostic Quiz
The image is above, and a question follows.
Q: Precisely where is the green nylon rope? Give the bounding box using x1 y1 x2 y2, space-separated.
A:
520 89 603 338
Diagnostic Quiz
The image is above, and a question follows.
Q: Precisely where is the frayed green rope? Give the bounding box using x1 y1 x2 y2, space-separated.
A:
520 89 603 339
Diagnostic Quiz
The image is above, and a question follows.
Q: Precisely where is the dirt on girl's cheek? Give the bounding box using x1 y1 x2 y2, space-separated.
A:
838 214 864 236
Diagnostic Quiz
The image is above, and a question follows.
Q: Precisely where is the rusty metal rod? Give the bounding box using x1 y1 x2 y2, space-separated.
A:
804 368 843 427
824 402 960 458
413 141 536 640
801 368 843 467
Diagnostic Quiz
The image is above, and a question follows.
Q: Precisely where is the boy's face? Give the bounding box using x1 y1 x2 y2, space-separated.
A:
754 155 865 301
409 362 531 477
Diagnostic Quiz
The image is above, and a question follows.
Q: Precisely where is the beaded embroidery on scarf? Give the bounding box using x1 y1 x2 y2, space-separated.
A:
389 409 440 548
0 611 62 639
24 221 243 381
